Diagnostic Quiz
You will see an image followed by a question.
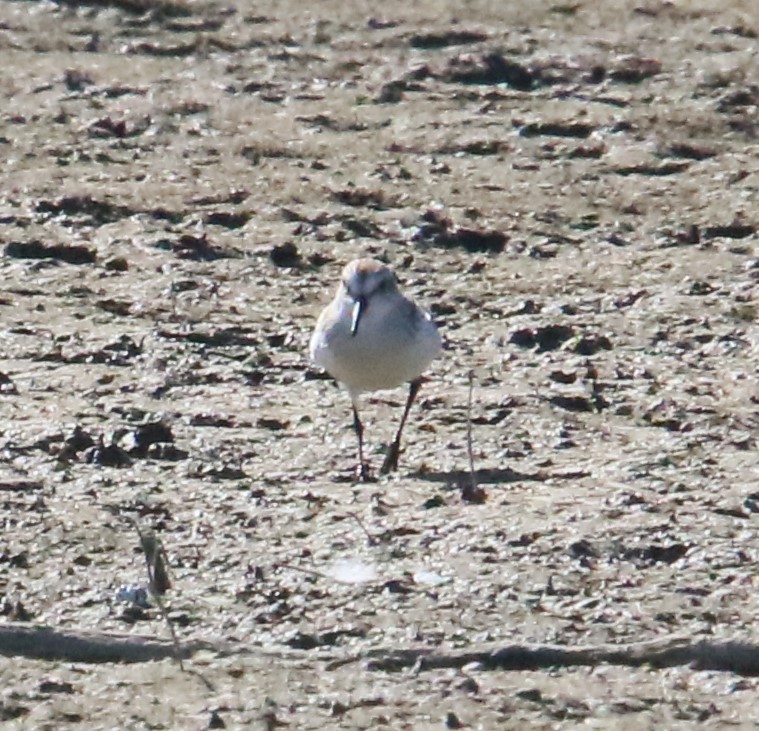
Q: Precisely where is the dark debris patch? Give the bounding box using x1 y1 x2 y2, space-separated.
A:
1 550 30 569
157 327 259 347
58 426 96 461
105 257 129 272
441 53 536 90
204 210 252 229
123 40 211 58
84 440 132 467
409 30 488 49
270 241 301 267
153 233 233 260
687 281 717 296
382 579 414 594
281 207 330 226
520 122 595 138
663 143 717 161
569 539 598 559
208 710 226 729
128 420 174 458
620 543 689 565
146 443 189 460
529 244 558 260
118 605 151 624
64 68 93 92
642 399 690 431
572 335 613 355
147 207 185 224
375 79 408 103
460 481 487 504
567 143 605 159
257 417 289 431
294 114 374 133
163 17 225 33
35 195 184 226
189 464 247 480
96 299 132 316
412 210 507 253
613 162 690 176
190 190 249 207
77 334 142 365
0 703 29 721
665 225 701 246
470 407 510 426
53 0 193 17
713 506 748 519
510 325 575 351
703 224 755 239
87 116 148 139
36 334 142 367
439 52 613 89
5 241 96 264
549 370 577 384
116 498 173 520
711 24 758 39
0 479 44 492
571 540 689 566
38 679 75 695
190 414 237 428
609 56 661 83
549 394 607 413
716 87 759 112
330 188 395 210
436 139 509 156
340 216 382 238
285 627 368 650
438 228 507 253
0 372 18 395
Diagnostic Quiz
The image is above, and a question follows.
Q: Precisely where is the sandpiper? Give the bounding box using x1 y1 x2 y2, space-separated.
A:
310 258 441 480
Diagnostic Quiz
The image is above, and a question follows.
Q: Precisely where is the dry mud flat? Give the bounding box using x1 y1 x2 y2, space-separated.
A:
1 0 759 728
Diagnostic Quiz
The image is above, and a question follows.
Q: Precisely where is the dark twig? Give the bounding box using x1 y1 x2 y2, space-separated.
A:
466 370 477 487
344 510 378 546
460 370 486 503
125 518 184 670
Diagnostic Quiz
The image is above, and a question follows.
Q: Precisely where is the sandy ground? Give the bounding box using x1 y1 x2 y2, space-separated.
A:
1 0 758 728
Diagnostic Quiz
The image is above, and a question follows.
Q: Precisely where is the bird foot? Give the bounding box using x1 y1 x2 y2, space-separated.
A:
354 462 376 483
380 443 400 475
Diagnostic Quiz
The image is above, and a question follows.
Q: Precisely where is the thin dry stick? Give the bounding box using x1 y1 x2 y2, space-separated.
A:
127 519 184 671
466 370 478 492
344 510 377 546
458 370 487 503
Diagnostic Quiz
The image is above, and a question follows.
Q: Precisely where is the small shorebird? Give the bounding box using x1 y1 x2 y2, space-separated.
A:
310 258 441 480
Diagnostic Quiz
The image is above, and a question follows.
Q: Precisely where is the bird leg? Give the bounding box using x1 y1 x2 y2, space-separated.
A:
352 400 373 482
381 378 422 475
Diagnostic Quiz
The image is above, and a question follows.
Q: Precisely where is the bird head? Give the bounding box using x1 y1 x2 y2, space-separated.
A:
340 259 399 336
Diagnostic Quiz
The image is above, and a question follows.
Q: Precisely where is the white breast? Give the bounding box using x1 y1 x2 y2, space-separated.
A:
311 292 441 394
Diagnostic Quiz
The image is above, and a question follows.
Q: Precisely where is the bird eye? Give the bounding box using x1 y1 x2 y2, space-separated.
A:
377 275 397 293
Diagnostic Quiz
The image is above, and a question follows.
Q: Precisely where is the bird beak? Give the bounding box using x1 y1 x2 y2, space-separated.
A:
350 296 367 336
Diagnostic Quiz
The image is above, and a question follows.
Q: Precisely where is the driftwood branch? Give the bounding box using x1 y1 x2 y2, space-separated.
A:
362 637 759 676
0 623 211 664
3 623 759 678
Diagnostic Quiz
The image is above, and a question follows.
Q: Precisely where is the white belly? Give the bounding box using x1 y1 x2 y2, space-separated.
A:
310 297 441 394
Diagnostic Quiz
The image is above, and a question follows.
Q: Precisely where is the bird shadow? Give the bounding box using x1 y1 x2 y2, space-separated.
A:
411 467 591 485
